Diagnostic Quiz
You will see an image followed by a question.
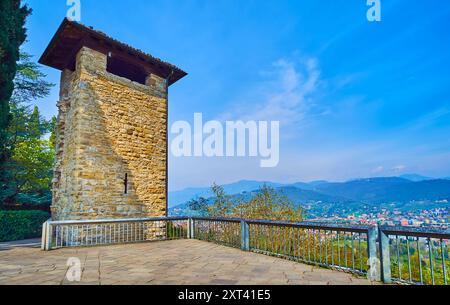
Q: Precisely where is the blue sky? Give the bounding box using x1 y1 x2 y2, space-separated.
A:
23 0 450 190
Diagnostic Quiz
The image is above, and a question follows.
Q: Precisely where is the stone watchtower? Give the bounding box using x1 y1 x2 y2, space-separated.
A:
39 19 187 220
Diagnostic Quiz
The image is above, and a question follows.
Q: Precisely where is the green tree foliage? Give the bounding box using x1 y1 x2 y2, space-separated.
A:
209 183 234 217
0 0 31 162
187 196 209 216
235 185 303 221
12 53 52 104
189 184 303 221
191 184 304 253
1 53 55 207
49 116 57 150
11 128 54 192
0 210 50 242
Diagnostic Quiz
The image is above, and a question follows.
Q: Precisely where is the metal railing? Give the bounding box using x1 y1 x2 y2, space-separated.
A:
191 217 242 249
379 226 450 285
187 217 374 276
247 220 372 275
41 216 450 285
41 217 189 250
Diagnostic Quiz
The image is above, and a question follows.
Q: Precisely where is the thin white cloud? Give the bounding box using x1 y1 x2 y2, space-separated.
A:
405 106 450 132
391 165 406 173
219 56 323 128
372 166 384 174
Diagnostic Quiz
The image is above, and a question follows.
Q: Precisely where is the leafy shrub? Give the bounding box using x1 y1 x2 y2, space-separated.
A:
189 184 303 221
0 210 50 242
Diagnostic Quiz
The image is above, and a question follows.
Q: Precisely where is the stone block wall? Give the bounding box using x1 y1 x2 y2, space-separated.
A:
51 46 168 220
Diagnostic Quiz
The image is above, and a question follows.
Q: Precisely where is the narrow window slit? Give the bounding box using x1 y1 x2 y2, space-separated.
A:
124 173 128 194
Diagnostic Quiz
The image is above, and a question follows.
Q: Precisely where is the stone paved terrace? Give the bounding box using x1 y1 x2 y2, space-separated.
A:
0 239 376 285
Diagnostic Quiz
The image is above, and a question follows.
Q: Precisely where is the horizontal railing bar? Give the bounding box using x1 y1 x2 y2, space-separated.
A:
380 226 450 239
245 219 371 233
192 217 371 232
47 216 449 237
191 217 243 223
48 216 190 226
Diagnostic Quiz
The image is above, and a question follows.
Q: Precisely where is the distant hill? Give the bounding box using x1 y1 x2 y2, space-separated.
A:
400 174 432 182
291 180 329 190
169 180 285 208
169 176 450 211
276 186 353 204
308 180 330 187
373 179 450 203
170 186 354 215
310 177 412 202
310 177 450 204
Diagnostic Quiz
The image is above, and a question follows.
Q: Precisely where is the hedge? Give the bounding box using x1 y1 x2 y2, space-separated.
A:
0 210 50 242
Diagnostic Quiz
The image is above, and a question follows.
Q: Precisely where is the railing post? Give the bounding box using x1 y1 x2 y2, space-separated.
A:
41 221 48 251
45 222 52 251
378 227 392 283
241 220 249 251
367 226 380 281
188 218 195 239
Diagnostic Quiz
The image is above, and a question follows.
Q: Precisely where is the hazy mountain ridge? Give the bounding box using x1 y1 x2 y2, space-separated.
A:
399 174 432 182
169 180 285 208
309 177 412 202
169 175 450 212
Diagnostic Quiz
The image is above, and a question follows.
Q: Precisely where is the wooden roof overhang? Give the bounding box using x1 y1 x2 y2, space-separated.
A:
39 18 187 86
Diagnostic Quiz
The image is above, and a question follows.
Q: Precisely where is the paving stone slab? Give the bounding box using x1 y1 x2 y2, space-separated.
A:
0 239 375 285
